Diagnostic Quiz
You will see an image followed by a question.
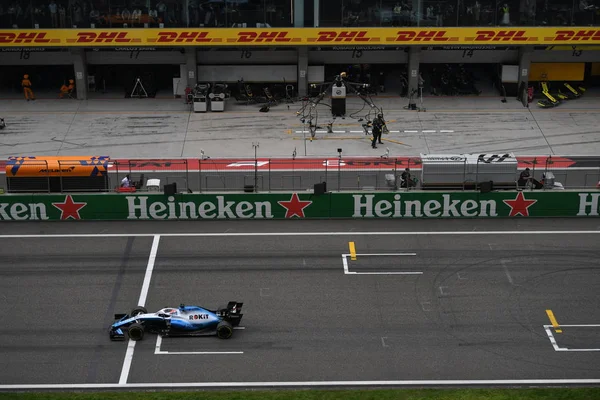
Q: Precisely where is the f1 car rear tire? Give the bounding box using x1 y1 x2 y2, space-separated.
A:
128 323 145 341
131 306 147 317
216 321 233 339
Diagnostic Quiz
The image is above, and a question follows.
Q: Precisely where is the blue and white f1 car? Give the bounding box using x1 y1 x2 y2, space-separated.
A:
109 302 243 341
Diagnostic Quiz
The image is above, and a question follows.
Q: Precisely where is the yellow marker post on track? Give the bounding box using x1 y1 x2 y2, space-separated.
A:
349 242 357 261
546 310 562 333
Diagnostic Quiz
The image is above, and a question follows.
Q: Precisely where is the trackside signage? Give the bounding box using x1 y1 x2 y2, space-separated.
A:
4 28 600 47
0 192 597 221
352 194 498 217
126 196 275 219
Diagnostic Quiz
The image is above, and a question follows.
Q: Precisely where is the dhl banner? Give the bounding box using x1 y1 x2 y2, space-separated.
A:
3 28 600 47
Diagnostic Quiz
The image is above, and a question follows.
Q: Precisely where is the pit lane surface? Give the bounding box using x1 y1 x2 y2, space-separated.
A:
1 219 600 389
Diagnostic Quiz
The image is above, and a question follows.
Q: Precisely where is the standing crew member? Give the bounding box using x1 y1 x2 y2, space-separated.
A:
371 115 384 148
376 113 386 143
22 74 35 101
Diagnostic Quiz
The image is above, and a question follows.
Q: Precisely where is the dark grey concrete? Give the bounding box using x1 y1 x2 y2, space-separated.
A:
1 220 599 385
0 237 153 384
0 218 598 236
127 233 600 383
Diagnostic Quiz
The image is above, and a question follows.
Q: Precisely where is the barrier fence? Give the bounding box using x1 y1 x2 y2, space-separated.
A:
3 157 599 193
0 191 599 221
113 159 190 192
195 158 424 192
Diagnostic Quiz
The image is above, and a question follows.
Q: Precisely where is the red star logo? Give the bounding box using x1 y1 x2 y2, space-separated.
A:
278 193 312 218
503 192 537 217
52 195 87 220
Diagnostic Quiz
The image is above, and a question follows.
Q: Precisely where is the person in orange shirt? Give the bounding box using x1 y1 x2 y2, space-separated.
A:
59 79 75 98
22 74 35 101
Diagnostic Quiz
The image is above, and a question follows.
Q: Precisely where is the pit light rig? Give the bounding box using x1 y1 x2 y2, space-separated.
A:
296 72 388 138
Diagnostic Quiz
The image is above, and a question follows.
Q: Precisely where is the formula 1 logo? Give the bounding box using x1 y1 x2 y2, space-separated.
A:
226 161 270 167
477 154 512 163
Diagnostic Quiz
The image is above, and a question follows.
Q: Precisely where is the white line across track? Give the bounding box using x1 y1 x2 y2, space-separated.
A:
1 230 599 239
544 324 600 352
118 234 161 385
154 335 244 355
2 379 600 389
342 254 422 275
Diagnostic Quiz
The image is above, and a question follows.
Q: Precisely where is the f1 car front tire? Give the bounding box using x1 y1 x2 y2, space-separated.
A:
128 323 145 341
216 321 233 339
131 306 147 317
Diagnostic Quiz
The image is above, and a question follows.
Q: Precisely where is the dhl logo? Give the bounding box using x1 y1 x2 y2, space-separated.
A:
471 30 531 41
155 31 212 43
236 31 294 43
552 30 600 41
0 32 52 43
392 30 450 41
73 32 139 43
313 31 372 42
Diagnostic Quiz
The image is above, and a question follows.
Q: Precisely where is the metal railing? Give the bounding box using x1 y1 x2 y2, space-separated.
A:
113 159 190 193
2 156 599 193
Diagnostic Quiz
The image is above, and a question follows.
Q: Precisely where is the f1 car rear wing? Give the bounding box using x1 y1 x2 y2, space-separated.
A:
225 301 243 326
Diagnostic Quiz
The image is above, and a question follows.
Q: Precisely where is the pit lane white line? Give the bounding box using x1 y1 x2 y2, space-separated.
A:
2 231 599 239
342 254 422 275
3 379 600 389
118 234 161 385
154 335 243 355
353 253 418 256
544 324 600 352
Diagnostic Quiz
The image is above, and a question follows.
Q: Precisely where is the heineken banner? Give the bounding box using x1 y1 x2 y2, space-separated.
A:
0 191 598 221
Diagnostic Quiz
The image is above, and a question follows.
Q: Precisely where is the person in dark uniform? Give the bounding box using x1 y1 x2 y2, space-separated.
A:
518 167 531 186
518 167 542 188
401 168 416 188
371 114 384 148
376 114 386 144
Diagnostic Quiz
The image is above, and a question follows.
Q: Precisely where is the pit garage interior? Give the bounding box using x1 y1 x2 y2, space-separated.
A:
2 46 600 100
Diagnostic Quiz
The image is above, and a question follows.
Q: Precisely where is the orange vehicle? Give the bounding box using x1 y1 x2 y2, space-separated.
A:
6 156 110 192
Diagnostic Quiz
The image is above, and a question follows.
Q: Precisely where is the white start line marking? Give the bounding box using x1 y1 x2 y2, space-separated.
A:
154 335 244 355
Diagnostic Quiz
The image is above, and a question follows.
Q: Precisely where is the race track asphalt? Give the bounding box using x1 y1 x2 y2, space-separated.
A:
0 219 600 388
